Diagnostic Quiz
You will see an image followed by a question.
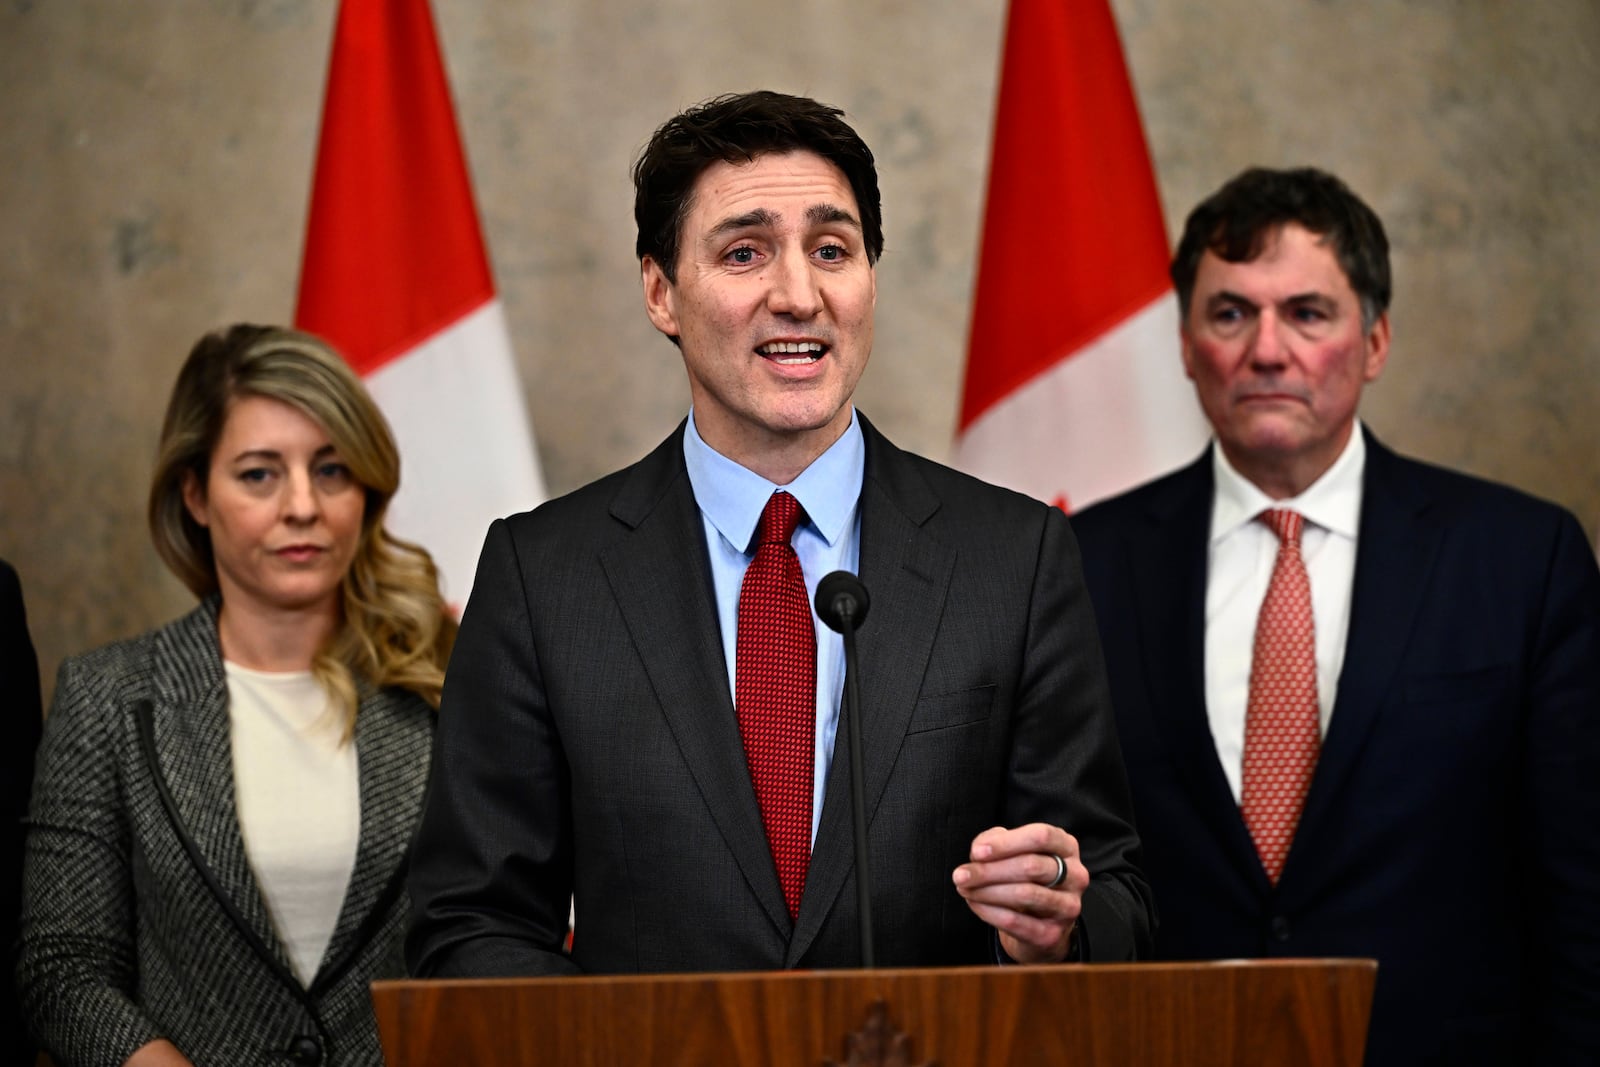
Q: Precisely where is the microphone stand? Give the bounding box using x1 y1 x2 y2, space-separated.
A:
816 570 874 969
838 601 874 969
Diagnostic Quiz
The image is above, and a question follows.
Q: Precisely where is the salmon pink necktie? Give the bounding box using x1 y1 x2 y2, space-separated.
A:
1240 508 1321 885
735 491 815 921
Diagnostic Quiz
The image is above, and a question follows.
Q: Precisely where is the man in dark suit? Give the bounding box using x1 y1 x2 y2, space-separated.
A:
1072 167 1600 1065
407 91 1151 976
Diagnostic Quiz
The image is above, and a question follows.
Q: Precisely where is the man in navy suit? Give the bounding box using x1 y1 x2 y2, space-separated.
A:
1072 167 1600 1066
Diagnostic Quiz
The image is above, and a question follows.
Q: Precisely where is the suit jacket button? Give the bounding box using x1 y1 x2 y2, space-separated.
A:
1269 915 1292 942
288 1035 323 1065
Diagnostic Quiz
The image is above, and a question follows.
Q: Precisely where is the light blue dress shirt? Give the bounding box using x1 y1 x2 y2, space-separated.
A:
682 408 864 844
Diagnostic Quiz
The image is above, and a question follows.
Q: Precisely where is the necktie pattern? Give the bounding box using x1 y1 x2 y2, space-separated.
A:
735 491 816 921
1240 508 1321 885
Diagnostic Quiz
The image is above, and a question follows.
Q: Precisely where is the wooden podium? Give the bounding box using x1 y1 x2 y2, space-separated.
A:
373 959 1376 1066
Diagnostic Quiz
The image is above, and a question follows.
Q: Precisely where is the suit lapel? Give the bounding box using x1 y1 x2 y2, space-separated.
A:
147 603 287 966
1291 434 1440 859
787 420 954 965
599 428 793 938
315 685 432 983
1131 456 1267 880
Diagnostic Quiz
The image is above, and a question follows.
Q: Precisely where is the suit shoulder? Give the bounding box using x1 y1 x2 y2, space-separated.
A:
495 433 687 559
501 465 634 534
45 609 214 752
502 423 687 537
56 609 200 689
911 452 1050 509
883 447 1067 537
1382 450 1582 537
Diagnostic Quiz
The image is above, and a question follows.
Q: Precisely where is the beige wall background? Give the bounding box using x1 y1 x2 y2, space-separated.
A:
3 1 1598 701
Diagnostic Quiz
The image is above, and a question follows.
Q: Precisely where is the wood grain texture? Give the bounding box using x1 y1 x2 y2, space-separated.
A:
373 959 1377 1067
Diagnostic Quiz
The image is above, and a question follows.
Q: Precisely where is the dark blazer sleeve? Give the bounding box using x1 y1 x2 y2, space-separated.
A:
2 561 42 1065
406 517 578 978
1526 510 1600 1061
19 655 165 1067
1015 508 1153 961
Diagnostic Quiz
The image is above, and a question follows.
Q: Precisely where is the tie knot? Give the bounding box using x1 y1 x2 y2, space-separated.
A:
1259 508 1305 546
756 492 805 546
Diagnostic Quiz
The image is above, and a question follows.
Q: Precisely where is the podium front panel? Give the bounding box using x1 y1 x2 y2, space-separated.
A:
373 959 1376 1066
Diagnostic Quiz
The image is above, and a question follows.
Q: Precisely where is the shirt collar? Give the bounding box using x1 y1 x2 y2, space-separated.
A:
1210 419 1366 544
683 407 865 554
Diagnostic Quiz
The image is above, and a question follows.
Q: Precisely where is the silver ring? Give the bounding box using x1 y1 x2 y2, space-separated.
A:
1045 853 1066 889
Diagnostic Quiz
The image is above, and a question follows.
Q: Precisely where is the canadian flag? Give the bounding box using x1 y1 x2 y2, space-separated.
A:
953 0 1206 512
296 0 545 606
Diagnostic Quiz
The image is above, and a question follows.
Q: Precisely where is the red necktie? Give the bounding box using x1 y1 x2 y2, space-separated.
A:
1240 508 1321 885
735 491 816 920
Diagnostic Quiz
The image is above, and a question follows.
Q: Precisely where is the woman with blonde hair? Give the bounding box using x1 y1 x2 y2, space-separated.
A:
19 324 456 1067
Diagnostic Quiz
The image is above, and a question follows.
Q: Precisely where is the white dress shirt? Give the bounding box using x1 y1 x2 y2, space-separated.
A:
1204 424 1366 802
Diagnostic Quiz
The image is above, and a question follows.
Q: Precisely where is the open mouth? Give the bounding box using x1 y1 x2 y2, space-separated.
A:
756 340 826 365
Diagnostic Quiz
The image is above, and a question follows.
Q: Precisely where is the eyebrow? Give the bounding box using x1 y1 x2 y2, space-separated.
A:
1205 290 1257 310
227 444 340 464
706 203 863 241
806 203 861 230
1206 289 1335 308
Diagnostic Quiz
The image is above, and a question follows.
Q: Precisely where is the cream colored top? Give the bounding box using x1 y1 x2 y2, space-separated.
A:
226 661 360 987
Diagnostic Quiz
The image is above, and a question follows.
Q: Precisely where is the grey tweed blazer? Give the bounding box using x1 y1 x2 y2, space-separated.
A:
18 601 434 1067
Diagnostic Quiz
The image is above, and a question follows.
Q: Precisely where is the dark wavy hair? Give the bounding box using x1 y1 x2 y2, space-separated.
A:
632 90 883 284
1171 166 1391 330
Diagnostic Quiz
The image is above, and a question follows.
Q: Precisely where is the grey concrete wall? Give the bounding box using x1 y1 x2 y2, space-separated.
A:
4 1 1597 698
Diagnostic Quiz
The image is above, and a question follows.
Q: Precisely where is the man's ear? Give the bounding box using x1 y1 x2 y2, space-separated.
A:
641 256 679 340
1363 311 1392 382
181 469 209 528
1178 323 1198 382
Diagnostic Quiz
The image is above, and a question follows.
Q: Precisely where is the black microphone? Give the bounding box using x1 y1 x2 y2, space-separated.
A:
815 570 870 633
814 570 875 968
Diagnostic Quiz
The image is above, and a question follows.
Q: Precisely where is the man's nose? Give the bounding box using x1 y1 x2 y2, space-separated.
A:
766 247 822 319
1249 313 1289 367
